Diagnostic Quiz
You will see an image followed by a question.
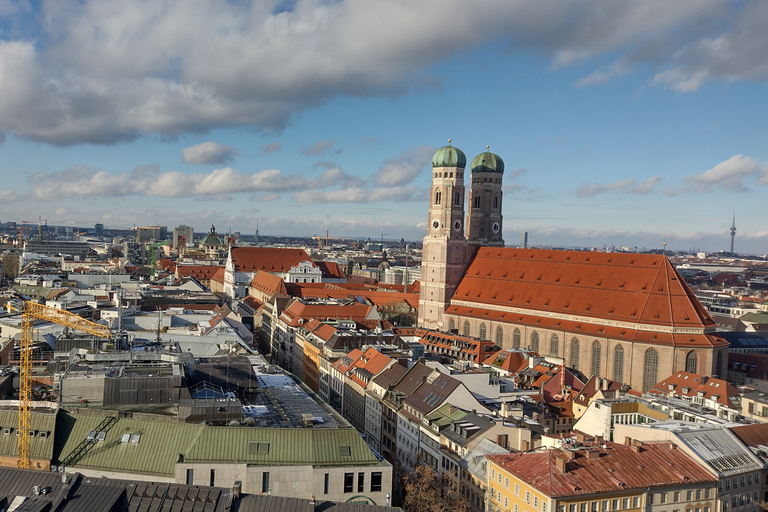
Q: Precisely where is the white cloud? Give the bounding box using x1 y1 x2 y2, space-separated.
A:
0 0 759 145
371 146 434 186
181 141 237 165
577 59 631 87
293 185 423 204
576 176 662 197
683 155 767 192
29 163 354 199
301 140 339 156
258 142 282 156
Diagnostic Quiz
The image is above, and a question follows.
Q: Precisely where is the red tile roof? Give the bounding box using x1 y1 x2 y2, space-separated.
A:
177 265 224 280
249 270 288 296
729 423 768 448
230 247 312 272
418 330 500 363
450 249 721 348
488 440 716 498
278 300 376 328
648 371 739 407
482 350 531 373
316 261 347 279
210 267 226 284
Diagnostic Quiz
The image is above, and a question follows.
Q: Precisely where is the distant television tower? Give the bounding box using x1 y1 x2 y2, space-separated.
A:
730 212 736 254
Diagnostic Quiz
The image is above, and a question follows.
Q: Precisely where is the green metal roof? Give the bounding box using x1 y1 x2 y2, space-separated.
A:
0 409 57 460
470 150 505 174
182 427 383 467
432 144 466 169
54 411 205 476
53 411 385 477
424 403 468 430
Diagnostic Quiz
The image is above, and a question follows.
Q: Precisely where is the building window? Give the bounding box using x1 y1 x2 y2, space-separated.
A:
602 500 609 511
324 473 329 494
479 323 487 340
687 491 693 501
622 498 629 509
716 351 723 377
643 348 659 392
696 490 702 500
570 338 580 371
515 484 520 496
513 329 521 348
614 345 624 383
344 473 354 493
686 351 698 374
210 469 215 487
580 503 587 512
494 195 499 208
455 191 461 205
526 491 531 504
262 472 270 493
550 334 559 356
463 321 470 337
358 472 365 492
474 195 480 208
531 331 540 353
633 497 639 508
661 493 667 504
505 497 509 508
612 499 619 510
496 326 504 345
505 477 509 489
435 190 441 205
591 340 601 377
369 472 382 492
449 318 456 332
186 469 193 485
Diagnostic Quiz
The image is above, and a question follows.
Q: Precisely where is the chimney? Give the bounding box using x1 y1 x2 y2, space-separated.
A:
575 432 586 443
521 440 530 452
586 449 600 459
624 436 632 446
595 435 604 445
602 378 609 391
554 455 566 473
595 378 600 392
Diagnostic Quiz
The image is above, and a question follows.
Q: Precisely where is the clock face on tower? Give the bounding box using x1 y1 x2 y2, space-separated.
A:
453 219 462 231
492 221 501 234
432 220 440 230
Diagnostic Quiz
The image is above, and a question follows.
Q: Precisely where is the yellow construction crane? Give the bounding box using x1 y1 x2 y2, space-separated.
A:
13 301 110 469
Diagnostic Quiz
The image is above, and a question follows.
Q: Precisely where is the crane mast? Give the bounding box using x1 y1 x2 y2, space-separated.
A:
15 301 111 469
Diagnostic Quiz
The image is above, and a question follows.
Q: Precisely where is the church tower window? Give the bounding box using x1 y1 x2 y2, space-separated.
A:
613 345 624 383
435 190 441 205
591 341 601 377
643 348 659 392
570 338 580 371
685 351 698 374
549 334 559 356
473 195 480 208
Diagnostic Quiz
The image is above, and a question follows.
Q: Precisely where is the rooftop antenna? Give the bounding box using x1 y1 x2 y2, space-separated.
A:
730 212 736 254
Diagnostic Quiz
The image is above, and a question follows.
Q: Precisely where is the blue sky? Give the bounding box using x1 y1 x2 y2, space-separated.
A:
0 0 767 253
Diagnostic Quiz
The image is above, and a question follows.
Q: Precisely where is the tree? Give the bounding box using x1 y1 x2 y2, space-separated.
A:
403 463 469 512
1 254 19 283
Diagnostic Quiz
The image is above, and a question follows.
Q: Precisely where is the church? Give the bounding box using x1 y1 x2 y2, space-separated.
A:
417 142 728 391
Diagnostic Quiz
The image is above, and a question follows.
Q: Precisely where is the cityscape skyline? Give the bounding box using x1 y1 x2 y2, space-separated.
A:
1 1 767 253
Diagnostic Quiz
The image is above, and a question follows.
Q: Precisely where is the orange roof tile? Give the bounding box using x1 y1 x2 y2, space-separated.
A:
177 265 224 280
451 249 719 348
649 371 739 407
488 440 716 497
230 247 312 272
249 270 287 296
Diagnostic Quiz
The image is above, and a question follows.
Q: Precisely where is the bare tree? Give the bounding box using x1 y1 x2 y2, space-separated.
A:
403 463 469 512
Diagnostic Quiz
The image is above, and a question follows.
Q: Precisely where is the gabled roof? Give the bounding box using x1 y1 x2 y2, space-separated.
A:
316 261 347 279
278 300 377 328
210 267 226 284
230 247 313 272
574 376 627 406
482 350 530 373
649 371 739 407
404 371 462 417
488 440 716 498
345 347 393 387
450 249 720 347
177 265 225 280
250 270 288 296
729 423 768 449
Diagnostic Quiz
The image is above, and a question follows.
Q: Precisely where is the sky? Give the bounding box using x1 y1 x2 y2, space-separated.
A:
0 1 767 254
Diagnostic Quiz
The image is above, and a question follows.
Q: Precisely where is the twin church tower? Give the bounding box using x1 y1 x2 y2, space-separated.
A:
418 141 506 330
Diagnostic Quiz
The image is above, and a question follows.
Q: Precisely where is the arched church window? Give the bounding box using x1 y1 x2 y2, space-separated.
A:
479 323 487 340
463 321 470 337
496 326 503 346
484 177 487 183
473 195 480 208
435 191 441 205
591 341 601 377
613 345 624 383
449 172 453 178
549 334 559 356
494 196 498 208
716 351 723 377
513 329 521 348
643 348 659 392
455 191 461 206
530 331 539 353
448 318 456 332
685 351 698 374
570 338 580 371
